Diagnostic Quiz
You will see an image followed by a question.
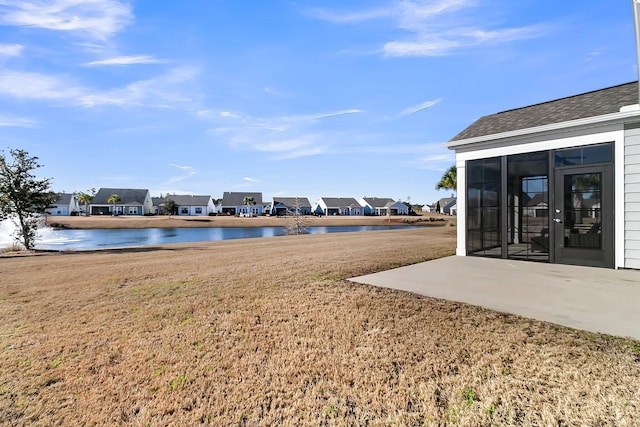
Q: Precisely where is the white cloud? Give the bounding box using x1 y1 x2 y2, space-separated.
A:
420 153 455 163
168 163 193 170
0 0 133 40
585 48 605 62
79 66 200 108
382 39 460 57
0 70 85 100
0 43 22 56
167 163 197 184
220 111 241 119
306 6 392 24
85 55 164 66
198 106 361 160
0 66 200 110
243 177 259 183
282 109 362 122
0 114 37 127
398 99 441 117
271 145 327 160
311 0 545 58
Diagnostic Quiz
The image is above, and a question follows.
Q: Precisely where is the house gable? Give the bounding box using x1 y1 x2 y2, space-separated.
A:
221 192 263 207
91 188 152 215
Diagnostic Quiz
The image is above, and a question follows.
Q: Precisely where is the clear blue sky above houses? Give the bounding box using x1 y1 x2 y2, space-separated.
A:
0 1 636 205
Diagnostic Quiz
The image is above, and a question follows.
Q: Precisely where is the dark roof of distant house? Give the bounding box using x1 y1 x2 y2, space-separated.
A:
437 197 456 207
166 195 212 206
152 197 164 207
319 197 360 207
221 192 263 206
55 193 75 205
450 81 639 141
92 188 150 205
273 197 312 207
362 197 395 208
524 193 548 207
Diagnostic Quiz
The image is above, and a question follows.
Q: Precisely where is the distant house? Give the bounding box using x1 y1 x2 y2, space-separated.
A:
271 197 312 216
313 197 363 216
90 188 153 216
220 192 264 216
152 197 164 215
449 203 457 216
422 204 436 213
436 197 457 215
523 193 549 218
49 193 79 216
166 195 216 216
359 197 409 216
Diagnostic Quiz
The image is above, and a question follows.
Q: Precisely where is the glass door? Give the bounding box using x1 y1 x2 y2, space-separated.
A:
553 165 613 268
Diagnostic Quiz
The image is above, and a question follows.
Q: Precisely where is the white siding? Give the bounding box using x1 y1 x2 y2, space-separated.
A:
625 124 640 269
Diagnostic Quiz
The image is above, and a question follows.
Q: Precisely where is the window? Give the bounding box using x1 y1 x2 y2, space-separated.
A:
195 207 202 214
467 157 502 257
555 142 612 166
181 207 188 214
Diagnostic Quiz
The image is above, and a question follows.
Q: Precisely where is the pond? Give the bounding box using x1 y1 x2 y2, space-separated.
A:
33 225 417 251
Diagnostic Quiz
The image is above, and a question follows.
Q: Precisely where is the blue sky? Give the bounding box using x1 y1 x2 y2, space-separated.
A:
0 0 636 205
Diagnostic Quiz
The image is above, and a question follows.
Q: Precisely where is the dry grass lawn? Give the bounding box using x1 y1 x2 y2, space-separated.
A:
1 224 639 426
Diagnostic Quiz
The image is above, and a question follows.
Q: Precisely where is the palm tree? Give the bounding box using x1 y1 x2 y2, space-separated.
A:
107 194 121 216
436 165 457 192
77 192 93 216
243 196 255 217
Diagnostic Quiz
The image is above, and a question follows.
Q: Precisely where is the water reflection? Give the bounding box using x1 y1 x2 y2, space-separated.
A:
34 225 415 251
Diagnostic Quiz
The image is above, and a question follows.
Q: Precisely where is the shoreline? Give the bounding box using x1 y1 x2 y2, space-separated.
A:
46 213 454 229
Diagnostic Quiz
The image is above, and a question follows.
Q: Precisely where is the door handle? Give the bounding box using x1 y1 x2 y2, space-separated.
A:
553 218 562 223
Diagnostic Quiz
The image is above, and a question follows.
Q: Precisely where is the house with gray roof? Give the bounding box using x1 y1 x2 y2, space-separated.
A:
421 204 436 213
271 197 312 216
90 188 153 216
220 192 264 216
435 197 457 215
48 193 80 216
165 195 216 216
152 197 164 215
445 80 640 269
359 197 408 216
313 197 363 216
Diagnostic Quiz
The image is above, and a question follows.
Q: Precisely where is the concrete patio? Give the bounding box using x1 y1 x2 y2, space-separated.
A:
349 256 640 340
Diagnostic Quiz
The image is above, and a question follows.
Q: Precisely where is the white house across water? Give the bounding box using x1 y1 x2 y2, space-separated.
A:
445 81 640 269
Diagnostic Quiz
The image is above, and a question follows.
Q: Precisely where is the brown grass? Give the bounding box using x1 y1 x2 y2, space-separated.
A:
1 225 639 426
46 213 454 229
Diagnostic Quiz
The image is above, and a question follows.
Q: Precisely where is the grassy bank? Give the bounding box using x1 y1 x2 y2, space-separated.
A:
46 213 452 229
1 226 639 425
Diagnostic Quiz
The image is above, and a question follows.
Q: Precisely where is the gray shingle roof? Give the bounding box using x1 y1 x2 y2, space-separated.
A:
273 197 311 207
362 197 395 208
450 81 639 141
166 195 212 206
55 193 75 204
93 188 149 205
437 197 456 207
320 197 360 207
221 192 263 206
